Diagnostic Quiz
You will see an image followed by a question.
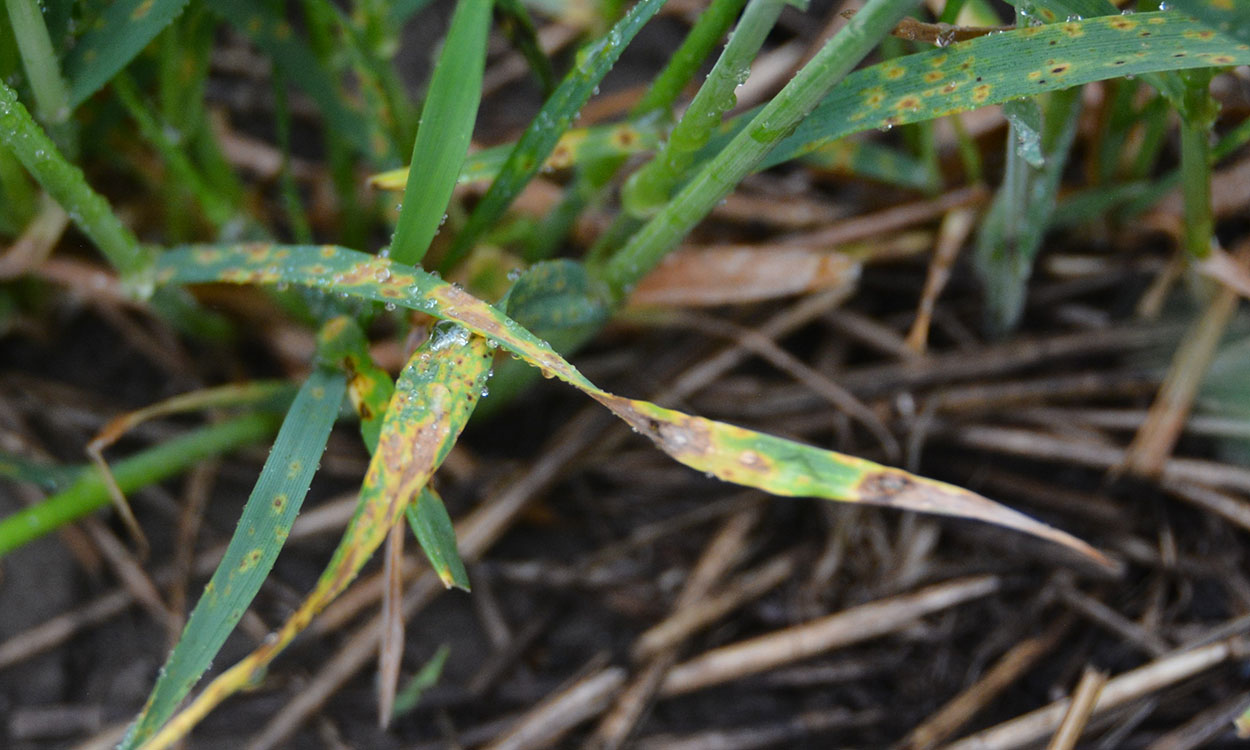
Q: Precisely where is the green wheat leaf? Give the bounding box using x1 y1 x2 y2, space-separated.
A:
763 11 1250 168
118 368 346 750
1169 0 1250 45
64 0 192 107
389 0 493 265
407 486 470 590
441 0 668 268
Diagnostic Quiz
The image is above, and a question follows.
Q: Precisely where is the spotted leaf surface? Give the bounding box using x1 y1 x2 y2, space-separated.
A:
64 0 192 107
762 11 1250 168
1169 0 1250 45
316 316 394 453
135 325 492 750
119 368 346 750
368 118 663 191
154 243 1107 569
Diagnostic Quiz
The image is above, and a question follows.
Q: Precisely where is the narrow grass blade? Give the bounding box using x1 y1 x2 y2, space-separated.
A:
153 243 1108 568
212 0 386 162
761 12 1250 171
368 118 663 190
406 486 470 590
622 0 789 218
0 454 89 492
496 0 556 95
1170 0 1250 45
0 80 149 276
135 328 492 750
4 0 70 121
118 369 346 750
0 414 278 556
974 85 1081 333
63 0 191 108
600 0 921 300
389 0 492 265
441 0 667 269
801 138 934 191
391 644 450 719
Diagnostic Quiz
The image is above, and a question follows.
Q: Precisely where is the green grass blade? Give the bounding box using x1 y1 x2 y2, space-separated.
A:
600 0 922 299
389 0 493 266
974 85 1081 333
63 0 191 108
0 80 149 276
757 12 1250 171
112 73 238 231
496 0 557 95
0 454 78 492
153 243 1107 568
1169 0 1250 44
118 369 346 750
136 327 492 750
622 0 789 218
212 0 388 162
634 0 749 116
0 414 279 556
4 0 70 121
391 644 450 718
800 138 934 191
369 118 663 190
440 0 667 270
406 486 470 590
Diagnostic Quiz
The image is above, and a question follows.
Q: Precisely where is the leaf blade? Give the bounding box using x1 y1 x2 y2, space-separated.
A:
119 369 346 750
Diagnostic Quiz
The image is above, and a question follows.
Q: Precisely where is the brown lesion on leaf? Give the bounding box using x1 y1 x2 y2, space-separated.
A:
612 127 637 149
855 471 941 511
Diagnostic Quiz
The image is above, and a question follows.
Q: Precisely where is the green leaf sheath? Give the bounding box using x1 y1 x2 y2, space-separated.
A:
389 0 493 265
118 369 346 750
621 0 789 218
0 80 149 276
441 0 668 270
0 414 278 556
4 0 70 121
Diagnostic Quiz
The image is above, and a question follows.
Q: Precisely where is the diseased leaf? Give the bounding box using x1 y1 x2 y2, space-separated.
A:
1169 0 1250 45
133 325 491 750
502 259 610 352
119 369 346 750
64 0 192 107
760 12 1250 169
154 244 1109 568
